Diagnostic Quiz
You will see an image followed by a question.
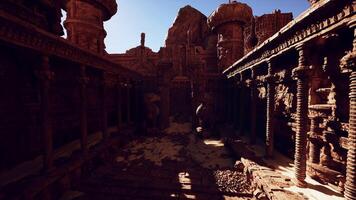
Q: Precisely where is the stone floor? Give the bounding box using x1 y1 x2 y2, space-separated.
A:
70 122 253 200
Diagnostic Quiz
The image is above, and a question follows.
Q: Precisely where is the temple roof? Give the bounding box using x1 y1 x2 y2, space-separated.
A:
207 1 253 30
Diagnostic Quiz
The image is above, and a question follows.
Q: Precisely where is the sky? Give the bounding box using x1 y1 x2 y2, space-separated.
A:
65 0 310 53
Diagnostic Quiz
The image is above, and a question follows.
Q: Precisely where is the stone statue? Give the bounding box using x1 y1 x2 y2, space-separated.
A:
141 32 145 47
143 93 160 134
195 93 215 138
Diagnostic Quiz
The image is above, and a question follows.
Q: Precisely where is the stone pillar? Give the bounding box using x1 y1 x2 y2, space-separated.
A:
308 117 321 164
340 20 356 200
233 83 240 130
227 83 233 123
116 76 122 131
134 80 144 128
132 80 140 125
265 60 275 158
101 72 109 139
249 69 257 144
320 141 332 166
292 45 310 187
158 61 171 129
126 79 132 124
160 84 170 129
238 74 245 136
36 56 54 171
79 65 89 156
309 140 321 164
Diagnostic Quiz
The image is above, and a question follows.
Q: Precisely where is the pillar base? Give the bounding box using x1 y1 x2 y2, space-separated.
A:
293 178 307 188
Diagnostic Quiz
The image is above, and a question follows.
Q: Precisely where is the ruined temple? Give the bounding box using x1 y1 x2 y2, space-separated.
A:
0 0 355 200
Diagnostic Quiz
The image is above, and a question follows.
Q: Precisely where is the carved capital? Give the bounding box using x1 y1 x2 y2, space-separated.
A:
340 21 356 73
292 45 312 79
292 65 312 80
340 51 356 73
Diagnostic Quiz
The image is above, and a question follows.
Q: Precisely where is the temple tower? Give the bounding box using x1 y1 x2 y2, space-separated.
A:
63 0 117 55
208 1 252 70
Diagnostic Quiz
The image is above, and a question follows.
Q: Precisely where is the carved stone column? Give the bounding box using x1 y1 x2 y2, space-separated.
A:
116 76 122 131
134 80 144 128
340 20 356 200
36 56 54 171
238 73 245 136
227 83 233 123
101 72 109 139
292 45 310 187
266 60 275 158
160 83 170 129
249 69 257 144
126 79 132 124
79 65 89 156
308 116 321 164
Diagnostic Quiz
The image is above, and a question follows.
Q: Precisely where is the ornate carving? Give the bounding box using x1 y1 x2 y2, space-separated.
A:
226 1 354 77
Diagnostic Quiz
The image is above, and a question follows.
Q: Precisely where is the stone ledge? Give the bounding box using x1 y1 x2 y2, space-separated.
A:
225 139 306 200
241 158 306 200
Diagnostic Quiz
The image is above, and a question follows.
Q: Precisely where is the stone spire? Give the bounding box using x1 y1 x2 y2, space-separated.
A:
141 33 146 47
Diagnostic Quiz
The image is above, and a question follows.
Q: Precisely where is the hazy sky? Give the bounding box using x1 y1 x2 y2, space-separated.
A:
69 0 310 53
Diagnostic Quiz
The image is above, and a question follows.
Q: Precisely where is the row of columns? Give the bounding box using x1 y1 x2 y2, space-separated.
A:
232 45 313 187
341 20 356 200
36 58 137 172
231 20 356 199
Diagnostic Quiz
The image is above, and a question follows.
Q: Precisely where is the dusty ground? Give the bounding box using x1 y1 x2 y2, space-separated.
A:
73 122 253 200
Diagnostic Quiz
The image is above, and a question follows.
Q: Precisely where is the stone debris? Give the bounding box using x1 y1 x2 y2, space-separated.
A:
213 170 252 194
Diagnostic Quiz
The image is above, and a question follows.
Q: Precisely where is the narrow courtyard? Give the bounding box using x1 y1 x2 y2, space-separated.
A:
0 0 355 200
73 121 252 200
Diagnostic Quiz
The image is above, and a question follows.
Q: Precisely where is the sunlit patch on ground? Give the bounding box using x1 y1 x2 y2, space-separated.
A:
203 139 225 147
115 136 185 166
187 135 234 169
